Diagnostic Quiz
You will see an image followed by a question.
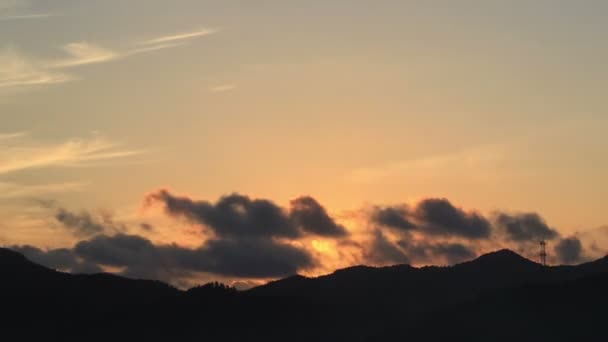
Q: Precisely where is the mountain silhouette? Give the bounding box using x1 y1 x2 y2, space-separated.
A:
458 248 539 268
0 247 606 341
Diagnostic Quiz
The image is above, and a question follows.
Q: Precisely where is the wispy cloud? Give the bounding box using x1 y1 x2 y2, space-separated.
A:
0 181 85 199
0 131 26 140
52 42 120 68
128 42 185 56
348 144 508 185
0 13 59 21
1 27 216 94
0 0 58 22
0 135 144 175
0 49 73 90
208 84 236 93
0 44 120 93
140 28 217 46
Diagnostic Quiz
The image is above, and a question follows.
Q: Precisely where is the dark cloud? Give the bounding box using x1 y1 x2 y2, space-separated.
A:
369 199 491 239
495 213 559 242
414 199 492 239
146 190 300 238
74 234 162 268
63 190 339 282
192 238 314 278
397 238 477 265
74 233 314 279
430 243 477 264
13 192 579 285
147 190 349 239
364 229 477 267
371 206 415 231
140 223 155 232
74 234 188 281
289 196 348 237
364 230 410 265
10 245 102 274
31 198 58 209
55 208 107 237
54 208 128 237
11 245 78 269
554 237 583 264
394 239 430 262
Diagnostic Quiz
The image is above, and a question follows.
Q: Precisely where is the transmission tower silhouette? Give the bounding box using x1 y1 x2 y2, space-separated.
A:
539 240 547 266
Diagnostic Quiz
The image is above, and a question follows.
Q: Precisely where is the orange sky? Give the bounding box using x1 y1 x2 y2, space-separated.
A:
1 0 607 287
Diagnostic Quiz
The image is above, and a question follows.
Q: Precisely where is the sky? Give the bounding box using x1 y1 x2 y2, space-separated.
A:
1 0 607 288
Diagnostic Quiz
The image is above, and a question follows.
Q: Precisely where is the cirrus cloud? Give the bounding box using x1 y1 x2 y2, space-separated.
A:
139 28 217 46
0 134 144 175
1 27 217 94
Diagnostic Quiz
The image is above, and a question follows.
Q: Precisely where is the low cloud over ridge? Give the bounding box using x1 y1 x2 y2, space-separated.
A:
4 190 597 287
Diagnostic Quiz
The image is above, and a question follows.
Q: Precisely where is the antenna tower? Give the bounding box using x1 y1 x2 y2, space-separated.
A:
539 240 547 266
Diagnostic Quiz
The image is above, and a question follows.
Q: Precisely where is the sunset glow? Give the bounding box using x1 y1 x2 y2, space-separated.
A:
1 0 607 289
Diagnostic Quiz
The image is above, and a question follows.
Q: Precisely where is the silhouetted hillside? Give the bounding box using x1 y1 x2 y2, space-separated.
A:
250 248 607 307
372 272 608 341
0 247 606 341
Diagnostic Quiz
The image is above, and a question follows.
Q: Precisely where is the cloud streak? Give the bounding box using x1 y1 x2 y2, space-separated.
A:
0 49 73 90
208 84 236 93
1 27 216 93
0 182 84 199
349 145 507 184
0 13 59 21
140 28 216 46
0 132 26 140
52 42 120 68
128 42 185 56
0 135 144 175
